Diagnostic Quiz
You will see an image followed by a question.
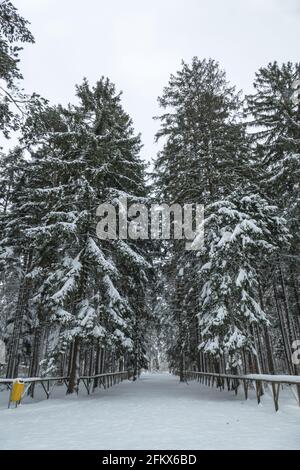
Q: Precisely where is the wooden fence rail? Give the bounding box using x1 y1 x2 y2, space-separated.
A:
184 370 300 412
0 370 132 404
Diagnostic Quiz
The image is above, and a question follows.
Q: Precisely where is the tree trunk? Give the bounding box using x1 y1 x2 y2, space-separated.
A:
67 336 80 394
6 250 32 378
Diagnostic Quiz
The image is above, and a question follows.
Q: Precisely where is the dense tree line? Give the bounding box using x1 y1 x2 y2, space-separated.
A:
155 57 300 379
0 1 153 392
0 2 299 390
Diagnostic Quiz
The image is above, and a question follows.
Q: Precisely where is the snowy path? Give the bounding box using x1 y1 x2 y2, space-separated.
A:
0 372 299 449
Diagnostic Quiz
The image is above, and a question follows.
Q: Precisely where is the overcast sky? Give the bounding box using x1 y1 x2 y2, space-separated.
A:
12 0 300 162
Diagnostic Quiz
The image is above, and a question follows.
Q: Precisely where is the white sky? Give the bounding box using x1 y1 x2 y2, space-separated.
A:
11 0 300 162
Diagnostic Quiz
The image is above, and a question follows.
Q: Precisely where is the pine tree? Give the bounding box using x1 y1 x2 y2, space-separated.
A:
246 61 300 374
154 57 253 375
196 192 289 371
0 0 34 137
1 77 153 388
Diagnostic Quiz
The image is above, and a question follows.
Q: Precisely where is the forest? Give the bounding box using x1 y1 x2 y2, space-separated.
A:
0 0 299 396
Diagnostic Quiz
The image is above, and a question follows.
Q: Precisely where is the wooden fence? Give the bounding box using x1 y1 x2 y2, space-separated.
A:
0 370 132 403
184 370 300 412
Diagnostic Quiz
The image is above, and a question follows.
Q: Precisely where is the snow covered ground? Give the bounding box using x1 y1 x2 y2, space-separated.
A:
0 372 299 450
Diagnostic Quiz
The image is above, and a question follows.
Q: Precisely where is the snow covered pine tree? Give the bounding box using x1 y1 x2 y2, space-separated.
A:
1 78 152 390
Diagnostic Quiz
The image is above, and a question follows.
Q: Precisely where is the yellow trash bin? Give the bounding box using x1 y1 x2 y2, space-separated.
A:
9 380 25 407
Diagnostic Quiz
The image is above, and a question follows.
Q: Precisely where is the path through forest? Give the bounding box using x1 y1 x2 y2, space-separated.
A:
0 373 299 449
